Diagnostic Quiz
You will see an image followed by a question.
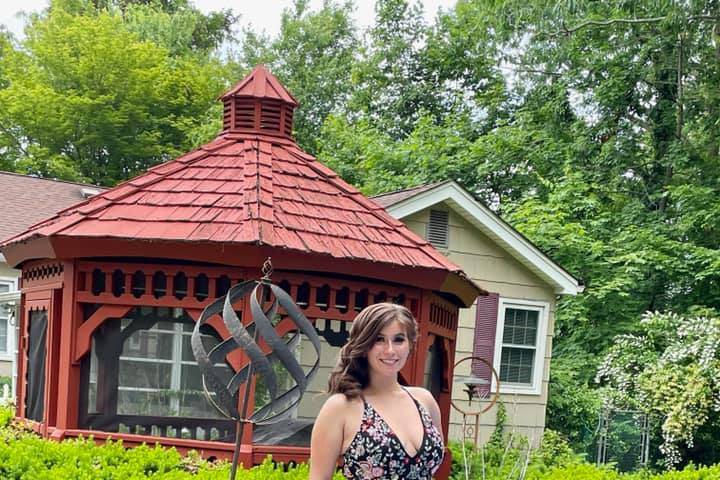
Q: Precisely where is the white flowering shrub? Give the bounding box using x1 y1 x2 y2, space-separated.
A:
595 311 720 468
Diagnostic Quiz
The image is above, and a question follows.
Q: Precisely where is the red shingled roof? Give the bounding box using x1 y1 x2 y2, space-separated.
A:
5 135 459 272
2 66 474 288
220 65 298 106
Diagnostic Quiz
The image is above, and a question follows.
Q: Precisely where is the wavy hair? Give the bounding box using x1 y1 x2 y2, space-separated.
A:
327 302 418 399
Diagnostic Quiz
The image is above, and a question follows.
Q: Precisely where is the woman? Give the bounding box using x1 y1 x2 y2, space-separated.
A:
309 303 444 480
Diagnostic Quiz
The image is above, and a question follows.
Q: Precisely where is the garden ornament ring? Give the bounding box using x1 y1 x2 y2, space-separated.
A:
450 355 500 416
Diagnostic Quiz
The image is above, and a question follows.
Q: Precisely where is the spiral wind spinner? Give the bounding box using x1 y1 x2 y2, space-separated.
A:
191 259 321 479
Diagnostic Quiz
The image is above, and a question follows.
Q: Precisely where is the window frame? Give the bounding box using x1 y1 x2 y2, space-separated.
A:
491 297 549 396
0 277 18 358
115 321 228 416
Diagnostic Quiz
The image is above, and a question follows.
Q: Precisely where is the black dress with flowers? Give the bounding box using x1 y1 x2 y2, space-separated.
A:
341 388 444 479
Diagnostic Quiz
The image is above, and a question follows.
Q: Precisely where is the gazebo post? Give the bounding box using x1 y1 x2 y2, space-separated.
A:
52 261 81 436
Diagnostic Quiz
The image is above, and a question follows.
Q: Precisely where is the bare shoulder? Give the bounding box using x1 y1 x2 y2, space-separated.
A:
317 393 362 418
406 386 438 407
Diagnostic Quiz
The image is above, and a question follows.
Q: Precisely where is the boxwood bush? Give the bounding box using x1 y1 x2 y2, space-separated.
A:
2 406 719 479
0 405 343 479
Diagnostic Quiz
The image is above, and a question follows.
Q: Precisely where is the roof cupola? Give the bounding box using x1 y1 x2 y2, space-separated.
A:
220 65 298 138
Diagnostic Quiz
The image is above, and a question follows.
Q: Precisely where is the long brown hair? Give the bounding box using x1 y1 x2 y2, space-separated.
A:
327 302 418 399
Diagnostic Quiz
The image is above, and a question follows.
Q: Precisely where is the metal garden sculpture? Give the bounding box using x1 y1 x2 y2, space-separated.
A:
191 259 321 479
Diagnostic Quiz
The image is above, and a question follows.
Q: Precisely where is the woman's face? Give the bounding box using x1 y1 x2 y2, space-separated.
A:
366 319 411 376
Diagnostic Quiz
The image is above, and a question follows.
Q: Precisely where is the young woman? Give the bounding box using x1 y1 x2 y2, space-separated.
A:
309 303 444 480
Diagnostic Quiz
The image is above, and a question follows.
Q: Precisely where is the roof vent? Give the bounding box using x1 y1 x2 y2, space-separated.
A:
220 65 298 138
427 209 449 248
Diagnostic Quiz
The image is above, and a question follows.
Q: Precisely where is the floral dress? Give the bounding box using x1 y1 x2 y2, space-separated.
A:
341 389 444 479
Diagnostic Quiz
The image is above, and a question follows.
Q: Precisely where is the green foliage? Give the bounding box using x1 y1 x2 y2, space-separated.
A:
449 428 720 479
0 2 229 185
449 429 584 480
597 311 720 467
123 1 238 55
546 357 602 453
490 401 507 445
0 408 344 479
0 405 13 428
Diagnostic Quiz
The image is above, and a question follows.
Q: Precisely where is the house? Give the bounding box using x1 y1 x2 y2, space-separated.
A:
374 180 584 444
0 172 103 399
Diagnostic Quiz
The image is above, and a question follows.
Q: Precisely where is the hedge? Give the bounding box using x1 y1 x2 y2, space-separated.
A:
0 406 343 479
1 407 719 479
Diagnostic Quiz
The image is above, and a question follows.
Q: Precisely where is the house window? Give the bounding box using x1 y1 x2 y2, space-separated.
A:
493 298 548 395
427 209 449 248
0 281 15 354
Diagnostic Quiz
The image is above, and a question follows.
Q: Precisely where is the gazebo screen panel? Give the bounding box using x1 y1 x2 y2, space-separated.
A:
79 306 238 442
25 308 48 422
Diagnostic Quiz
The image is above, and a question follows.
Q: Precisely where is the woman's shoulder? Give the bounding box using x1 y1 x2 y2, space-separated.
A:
318 393 363 416
405 386 434 401
405 386 439 409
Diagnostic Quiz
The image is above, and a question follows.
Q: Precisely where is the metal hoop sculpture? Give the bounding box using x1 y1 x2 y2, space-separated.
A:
450 356 500 448
191 260 321 479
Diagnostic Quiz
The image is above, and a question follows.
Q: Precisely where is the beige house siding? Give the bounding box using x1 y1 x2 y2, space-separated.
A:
296 325 339 420
403 206 556 444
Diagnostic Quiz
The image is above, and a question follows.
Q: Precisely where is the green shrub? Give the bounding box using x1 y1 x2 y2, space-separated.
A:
450 428 583 480
0 412 344 479
0 404 13 428
539 463 720 479
449 428 720 480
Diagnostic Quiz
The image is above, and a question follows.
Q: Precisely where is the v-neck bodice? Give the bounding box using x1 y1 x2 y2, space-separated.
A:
341 389 444 479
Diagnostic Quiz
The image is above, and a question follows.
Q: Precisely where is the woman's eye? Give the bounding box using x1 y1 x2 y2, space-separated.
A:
393 337 406 344
375 336 385 343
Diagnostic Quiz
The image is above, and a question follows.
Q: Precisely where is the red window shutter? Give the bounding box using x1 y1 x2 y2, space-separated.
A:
472 293 499 394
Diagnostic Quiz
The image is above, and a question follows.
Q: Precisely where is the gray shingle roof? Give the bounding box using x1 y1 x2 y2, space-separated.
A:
0 171 104 242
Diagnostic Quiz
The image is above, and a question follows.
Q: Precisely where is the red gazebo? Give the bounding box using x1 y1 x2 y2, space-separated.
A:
1 66 481 477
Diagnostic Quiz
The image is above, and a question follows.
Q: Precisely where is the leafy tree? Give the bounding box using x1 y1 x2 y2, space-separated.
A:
121 0 237 55
0 6 227 184
52 0 237 53
237 0 359 153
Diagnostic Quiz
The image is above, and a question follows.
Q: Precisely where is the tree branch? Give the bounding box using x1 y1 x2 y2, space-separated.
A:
543 15 720 38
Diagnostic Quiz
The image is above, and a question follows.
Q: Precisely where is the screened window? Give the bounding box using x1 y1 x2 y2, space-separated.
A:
0 318 6 354
86 307 233 420
493 299 548 395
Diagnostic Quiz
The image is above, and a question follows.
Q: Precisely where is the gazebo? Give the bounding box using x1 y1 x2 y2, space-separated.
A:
1 66 482 477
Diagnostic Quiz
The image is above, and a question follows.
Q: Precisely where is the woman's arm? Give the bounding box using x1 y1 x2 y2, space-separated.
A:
309 394 346 480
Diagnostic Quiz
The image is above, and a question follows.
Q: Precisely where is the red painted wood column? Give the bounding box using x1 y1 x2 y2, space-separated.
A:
15 291 27 419
51 261 80 438
45 287 63 429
